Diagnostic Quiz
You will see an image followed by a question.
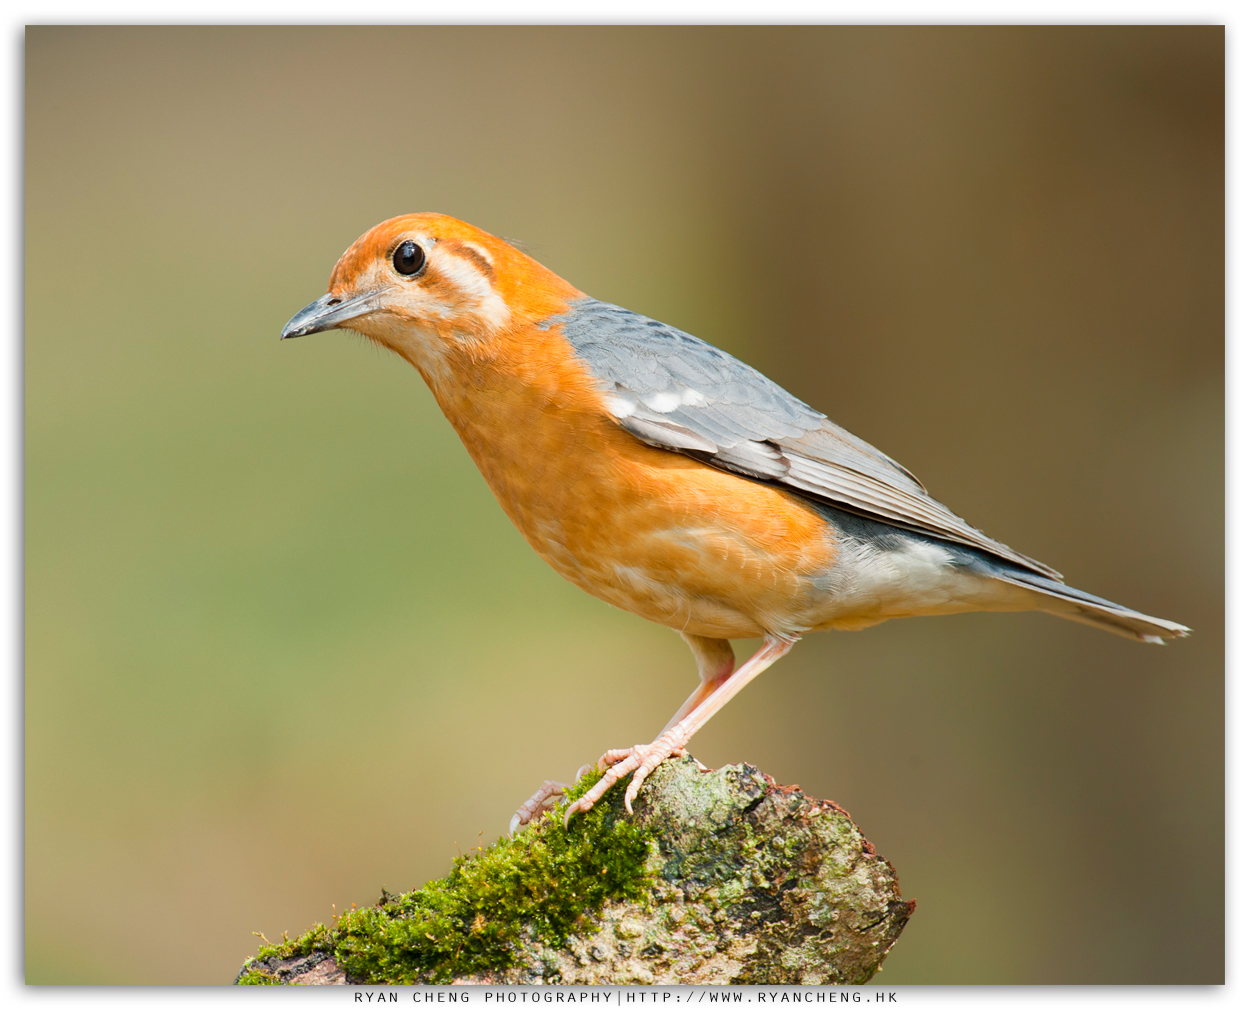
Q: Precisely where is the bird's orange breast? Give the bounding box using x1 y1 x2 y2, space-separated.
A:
402 314 840 640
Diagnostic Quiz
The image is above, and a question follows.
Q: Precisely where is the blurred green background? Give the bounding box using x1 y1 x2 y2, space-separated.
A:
25 26 1222 984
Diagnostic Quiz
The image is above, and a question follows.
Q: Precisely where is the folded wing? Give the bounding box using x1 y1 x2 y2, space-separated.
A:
555 299 1062 581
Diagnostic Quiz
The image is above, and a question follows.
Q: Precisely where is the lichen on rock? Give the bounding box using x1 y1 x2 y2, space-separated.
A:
236 757 912 985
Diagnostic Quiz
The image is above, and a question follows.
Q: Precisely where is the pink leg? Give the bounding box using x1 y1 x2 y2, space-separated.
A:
515 636 731 833
564 635 797 826
662 633 737 732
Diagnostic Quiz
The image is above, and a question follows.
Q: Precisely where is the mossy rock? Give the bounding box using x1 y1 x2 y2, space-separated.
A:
236 757 913 985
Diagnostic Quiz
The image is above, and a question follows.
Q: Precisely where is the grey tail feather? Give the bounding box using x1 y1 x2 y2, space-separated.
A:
993 570 1190 644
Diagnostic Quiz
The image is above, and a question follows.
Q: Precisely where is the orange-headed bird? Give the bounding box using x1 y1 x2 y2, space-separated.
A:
282 214 1189 831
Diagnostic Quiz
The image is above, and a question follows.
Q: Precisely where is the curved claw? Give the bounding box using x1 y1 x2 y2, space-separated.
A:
563 795 589 829
596 749 633 771
562 637 797 828
563 753 641 827
623 764 647 813
510 778 572 836
623 733 684 811
564 737 687 823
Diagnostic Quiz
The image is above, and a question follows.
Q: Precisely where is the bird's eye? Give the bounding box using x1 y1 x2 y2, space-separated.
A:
392 240 425 276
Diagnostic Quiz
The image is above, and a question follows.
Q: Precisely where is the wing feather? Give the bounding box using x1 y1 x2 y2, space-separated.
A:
555 299 1061 580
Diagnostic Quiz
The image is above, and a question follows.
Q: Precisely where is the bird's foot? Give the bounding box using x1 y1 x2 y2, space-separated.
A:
563 730 686 827
509 765 593 836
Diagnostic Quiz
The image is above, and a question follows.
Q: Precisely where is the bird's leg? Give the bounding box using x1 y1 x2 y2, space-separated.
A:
662 633 738 732
513 637 731 833
509 765 593 836
564 635 797 826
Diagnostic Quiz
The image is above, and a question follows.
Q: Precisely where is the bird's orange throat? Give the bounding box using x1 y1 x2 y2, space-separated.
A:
368 309 841 640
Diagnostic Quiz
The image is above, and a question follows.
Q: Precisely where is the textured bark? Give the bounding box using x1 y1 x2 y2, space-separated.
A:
237 757 913 985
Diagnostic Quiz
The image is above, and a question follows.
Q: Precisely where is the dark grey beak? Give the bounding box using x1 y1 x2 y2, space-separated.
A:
280 292 378 340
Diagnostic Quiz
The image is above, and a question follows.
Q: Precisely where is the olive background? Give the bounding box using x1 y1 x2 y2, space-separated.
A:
25 27 1222 984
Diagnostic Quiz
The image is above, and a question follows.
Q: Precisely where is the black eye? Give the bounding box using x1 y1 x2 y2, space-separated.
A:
392 240 425 276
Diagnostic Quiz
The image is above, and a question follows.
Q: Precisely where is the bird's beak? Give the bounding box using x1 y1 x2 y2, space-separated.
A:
280 291 379 339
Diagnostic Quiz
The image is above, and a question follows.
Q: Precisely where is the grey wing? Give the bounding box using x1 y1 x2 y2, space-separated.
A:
555 299 1061 581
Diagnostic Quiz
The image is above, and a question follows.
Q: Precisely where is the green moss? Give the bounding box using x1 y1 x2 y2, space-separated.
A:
236 967 282 985
242 772 653 985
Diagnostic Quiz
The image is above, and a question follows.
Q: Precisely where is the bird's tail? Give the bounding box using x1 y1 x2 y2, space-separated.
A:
992 569 1190 644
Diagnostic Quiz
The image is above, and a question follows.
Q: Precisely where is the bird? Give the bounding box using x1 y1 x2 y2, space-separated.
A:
281 212 1190 832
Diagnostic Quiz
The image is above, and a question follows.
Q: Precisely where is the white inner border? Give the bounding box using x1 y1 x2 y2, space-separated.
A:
3 5 1239 1007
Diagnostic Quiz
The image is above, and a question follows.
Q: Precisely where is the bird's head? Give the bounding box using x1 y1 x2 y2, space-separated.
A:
281 213 582 374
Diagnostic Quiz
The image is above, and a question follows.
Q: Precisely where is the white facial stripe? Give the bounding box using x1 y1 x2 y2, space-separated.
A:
462 241 494 266
431 246 511 331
